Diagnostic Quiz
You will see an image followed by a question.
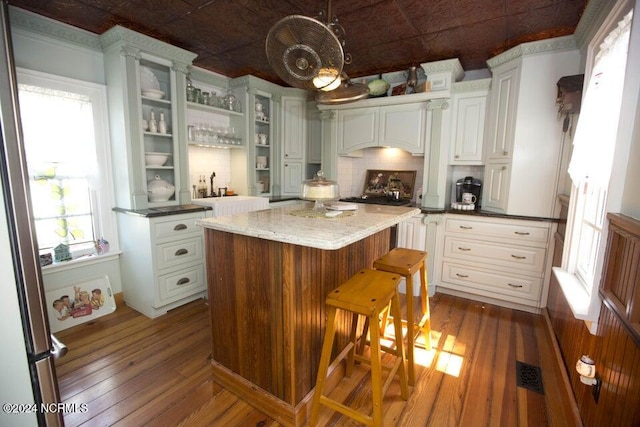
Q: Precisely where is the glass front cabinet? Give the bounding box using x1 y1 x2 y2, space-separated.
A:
100 26 197 209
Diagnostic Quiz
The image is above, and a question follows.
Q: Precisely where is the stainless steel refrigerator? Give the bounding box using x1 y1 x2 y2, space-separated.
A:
0 1 64 425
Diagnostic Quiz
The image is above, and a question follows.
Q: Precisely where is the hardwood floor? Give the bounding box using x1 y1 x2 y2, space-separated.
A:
54 292 578 426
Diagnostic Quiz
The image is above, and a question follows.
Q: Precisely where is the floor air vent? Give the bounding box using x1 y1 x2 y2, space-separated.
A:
516 361 544 394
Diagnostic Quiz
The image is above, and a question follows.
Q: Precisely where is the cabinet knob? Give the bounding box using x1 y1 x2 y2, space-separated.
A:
459 225 473 230
455 273 469 278
458 247 472 252
510 254 526 260
174 224 187 231
508 283 523 288
455 155 460 159
514 231 530 236
284 154 288 157
503 151 508 156
175 248 189 256
284 163 288 167
176 278 190 286
502 165 507 171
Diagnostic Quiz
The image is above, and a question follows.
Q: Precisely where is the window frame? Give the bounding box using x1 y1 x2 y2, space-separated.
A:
554 0 635 328
16 68 119 258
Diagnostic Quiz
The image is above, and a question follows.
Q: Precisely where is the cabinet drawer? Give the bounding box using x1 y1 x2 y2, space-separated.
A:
156 264 206 306
153 214 203 241
445 217 549 245
155 236 203 270
444 236 546 274
441 262 541 303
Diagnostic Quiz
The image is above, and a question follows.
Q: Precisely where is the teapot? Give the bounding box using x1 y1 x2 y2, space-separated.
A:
147 175 175 202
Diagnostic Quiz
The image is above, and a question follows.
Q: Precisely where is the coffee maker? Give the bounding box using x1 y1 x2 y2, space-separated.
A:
455 176 482 210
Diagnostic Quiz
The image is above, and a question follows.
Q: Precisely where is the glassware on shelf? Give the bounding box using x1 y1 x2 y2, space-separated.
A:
186 73 195 102
148 109 158 133
224 89 236 111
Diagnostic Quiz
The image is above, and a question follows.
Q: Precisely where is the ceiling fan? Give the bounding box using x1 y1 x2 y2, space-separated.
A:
265 0 369 104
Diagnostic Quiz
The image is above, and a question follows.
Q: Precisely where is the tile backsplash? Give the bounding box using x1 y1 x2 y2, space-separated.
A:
187 146 232 197
337 148 425 200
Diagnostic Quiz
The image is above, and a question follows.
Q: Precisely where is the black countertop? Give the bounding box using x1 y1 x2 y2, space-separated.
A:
420 207 559 222
113 204 211 218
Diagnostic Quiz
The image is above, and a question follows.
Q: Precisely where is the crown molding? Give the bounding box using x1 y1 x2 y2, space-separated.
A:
99 25 196 65
487 36 577 70
8 6 101 51
452 78 491 93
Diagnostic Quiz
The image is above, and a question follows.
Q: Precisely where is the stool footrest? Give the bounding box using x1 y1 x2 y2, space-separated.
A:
319 395 374 426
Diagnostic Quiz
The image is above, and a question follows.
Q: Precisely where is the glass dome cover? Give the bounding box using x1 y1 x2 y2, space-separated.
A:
302 171 339 210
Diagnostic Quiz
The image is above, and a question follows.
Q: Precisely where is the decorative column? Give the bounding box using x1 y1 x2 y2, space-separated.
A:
422 98 450 209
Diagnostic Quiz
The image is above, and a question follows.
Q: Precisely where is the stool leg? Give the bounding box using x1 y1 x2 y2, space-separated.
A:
310 306 338 426
346 312 359 377
379 301 391 335
368 313 384 427
420 263 432 351
390 292 409 400
405 273 416 386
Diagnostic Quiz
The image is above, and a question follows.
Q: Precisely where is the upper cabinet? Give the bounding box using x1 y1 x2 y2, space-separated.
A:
482 37 581 217
336 101 428 155
100 26 197 210
281 96 306 196
449 79 490 164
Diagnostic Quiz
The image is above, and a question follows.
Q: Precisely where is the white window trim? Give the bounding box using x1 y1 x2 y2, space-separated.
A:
16 67 119 256
553 0 635 330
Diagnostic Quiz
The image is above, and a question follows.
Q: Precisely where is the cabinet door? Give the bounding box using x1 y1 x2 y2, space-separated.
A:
483 162 510 212
451 93 487 163
485 64 520 160
337 107 378 154
379 103 427 154
282 161 303 195
282 97 305 160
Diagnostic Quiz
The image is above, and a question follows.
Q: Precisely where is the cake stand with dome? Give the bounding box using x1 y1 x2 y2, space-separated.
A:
301 171 340 211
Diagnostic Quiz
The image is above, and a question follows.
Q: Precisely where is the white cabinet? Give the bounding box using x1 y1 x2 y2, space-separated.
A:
282 161 303 195
337 103 427 155
116 210 207 318
449 80 490 164
281 96 306 196
307 104 322 165
482 38 580 217
337 107 378 153
282 96 306 160
101 26 197 210
438 214 553 312
396 215 428 295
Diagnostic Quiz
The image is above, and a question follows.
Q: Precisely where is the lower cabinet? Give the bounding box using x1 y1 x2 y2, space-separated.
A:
437 214 553 312
116 210 207 318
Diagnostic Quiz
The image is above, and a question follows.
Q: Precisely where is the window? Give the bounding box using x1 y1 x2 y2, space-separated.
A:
554 6 633 324
17 69 117 259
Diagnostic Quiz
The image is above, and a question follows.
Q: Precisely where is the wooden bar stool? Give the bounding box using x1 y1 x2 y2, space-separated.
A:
309 269 409 427
373 248 431 386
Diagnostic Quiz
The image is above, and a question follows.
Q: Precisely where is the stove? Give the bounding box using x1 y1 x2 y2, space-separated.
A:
339 196 413 207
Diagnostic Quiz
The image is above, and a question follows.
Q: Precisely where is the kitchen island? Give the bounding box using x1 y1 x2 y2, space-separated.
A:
197 202 420 426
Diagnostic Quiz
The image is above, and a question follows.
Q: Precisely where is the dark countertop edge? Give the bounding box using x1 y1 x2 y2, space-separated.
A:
419 207 560 223
268 196 301 203
113 204 211 218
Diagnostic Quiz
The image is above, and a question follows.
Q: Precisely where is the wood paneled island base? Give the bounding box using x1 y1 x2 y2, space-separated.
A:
205 228 392 426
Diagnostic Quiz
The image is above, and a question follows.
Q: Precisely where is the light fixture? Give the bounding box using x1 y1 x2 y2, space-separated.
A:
312 67 341 91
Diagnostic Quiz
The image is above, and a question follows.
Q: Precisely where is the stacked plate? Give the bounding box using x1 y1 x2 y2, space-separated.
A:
142 89 165 99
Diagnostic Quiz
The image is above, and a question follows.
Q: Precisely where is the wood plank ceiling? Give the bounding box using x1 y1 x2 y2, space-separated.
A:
7 0 587 86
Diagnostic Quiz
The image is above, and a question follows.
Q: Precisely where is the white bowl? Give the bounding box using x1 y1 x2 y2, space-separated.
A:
142 89 165 99
145 152 170 166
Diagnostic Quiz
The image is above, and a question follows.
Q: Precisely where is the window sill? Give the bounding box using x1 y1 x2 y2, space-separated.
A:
41 251 121 275
552 267 601 334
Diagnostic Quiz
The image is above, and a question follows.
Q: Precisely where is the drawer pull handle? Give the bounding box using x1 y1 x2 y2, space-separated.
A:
511 254 526 260
508 283 523 288
458 247 471 251
176 278 190 286
174 224 187 231
175 248 189 256
514 231 530 236
455 273 469 278
459 225 473 230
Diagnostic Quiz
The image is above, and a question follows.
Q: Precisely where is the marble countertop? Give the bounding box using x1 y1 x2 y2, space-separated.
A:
196 201 421 250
